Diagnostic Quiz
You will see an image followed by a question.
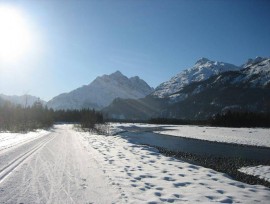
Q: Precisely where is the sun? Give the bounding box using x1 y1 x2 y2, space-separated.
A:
0 6 32 62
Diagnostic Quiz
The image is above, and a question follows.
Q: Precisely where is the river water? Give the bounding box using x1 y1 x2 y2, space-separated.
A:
120 130 270 162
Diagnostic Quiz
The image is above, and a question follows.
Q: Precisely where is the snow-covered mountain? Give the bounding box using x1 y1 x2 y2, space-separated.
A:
47 71 154 110
197 57 270 89
103 57 270 120
160 57 270 119
239 56 270 87
0 94 45 107
152 58 240 98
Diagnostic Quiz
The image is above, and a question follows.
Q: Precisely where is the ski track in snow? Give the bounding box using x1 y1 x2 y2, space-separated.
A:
0 125 119 204
0 130 50 152
0 124 269 203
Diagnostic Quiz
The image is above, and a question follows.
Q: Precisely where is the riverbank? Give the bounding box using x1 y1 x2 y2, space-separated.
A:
152 145 270 188
109 123 270 188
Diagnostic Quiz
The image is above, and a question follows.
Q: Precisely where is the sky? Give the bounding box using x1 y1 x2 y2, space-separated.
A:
0 0 270 101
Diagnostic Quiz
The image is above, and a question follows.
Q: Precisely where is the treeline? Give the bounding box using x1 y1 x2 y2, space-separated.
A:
148 111 270 128
0 101 53 131
0 101 104 132
53 109 103 126
210 111 270 128
148 118 207 125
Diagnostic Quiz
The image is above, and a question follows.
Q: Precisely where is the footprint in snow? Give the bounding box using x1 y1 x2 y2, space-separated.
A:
188 165 199 170
163 176 176 181
173 194 181 198
216 190 225 194
80 183 87 189
173 182 191 187
154 192 162 197
159 198 175 203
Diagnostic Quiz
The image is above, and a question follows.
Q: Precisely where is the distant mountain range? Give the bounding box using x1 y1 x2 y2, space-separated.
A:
0 94 45 107
46 71 154 110
1 56 269 120
103 57 270 120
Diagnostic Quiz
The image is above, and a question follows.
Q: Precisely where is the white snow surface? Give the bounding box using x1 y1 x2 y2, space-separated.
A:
0 124 269 203
111 123 270 147
239 165 270 182
80 124 270 203
153 58 240 98
154 125 270 147
0 129 50 151
0 125 119 203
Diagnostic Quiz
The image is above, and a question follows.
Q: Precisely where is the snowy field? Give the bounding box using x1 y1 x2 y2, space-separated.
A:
80 124 270 203
0 124 269 203
111 123 270 147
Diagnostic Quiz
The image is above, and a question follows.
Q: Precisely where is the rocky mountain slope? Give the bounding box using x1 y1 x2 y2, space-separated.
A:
162 57 270 119
47 71 153 110
153 58 240 98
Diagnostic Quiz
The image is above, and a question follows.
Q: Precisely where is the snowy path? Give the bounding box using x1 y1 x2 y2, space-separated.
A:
0 125 119 203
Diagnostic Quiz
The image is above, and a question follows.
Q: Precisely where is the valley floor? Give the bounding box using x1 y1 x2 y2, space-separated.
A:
0 124 269 203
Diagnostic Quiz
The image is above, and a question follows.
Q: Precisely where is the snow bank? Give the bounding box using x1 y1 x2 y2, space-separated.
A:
0 129 50 151
79 129 270 203
239 165 270 182
153 125 270 147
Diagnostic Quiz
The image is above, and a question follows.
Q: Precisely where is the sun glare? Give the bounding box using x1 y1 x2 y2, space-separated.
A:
0 6 32 62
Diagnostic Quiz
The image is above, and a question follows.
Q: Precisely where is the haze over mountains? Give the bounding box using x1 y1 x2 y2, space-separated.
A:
1 56 269 120
0 94 45 107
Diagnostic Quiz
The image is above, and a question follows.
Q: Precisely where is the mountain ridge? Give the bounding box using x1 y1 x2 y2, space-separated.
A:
47 71 154 110
2 56 269 120
103 57 270 120
152 58 240 98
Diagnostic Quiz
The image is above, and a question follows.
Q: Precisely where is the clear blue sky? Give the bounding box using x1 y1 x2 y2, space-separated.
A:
0 0 270 101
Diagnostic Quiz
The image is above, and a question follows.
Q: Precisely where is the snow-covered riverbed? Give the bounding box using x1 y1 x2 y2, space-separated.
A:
111 123 270 147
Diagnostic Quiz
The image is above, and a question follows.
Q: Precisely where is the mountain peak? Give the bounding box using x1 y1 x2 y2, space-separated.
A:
47 71 153 110
129 76 140 80
110 70 124 77
153 58 240 98
195 57 211 65
243 56 267 68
